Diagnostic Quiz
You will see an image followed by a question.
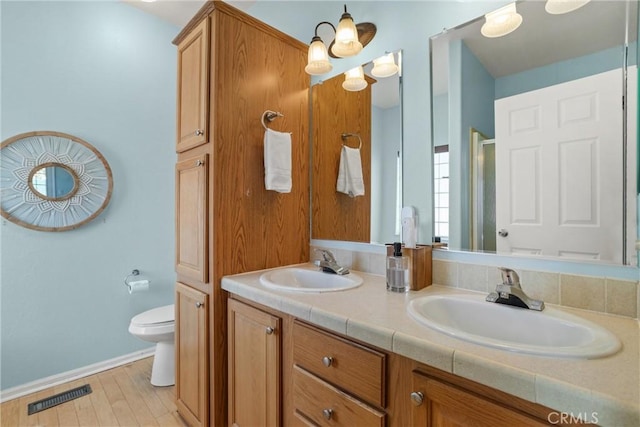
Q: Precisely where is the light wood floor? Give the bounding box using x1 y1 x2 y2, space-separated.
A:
0 357 187 427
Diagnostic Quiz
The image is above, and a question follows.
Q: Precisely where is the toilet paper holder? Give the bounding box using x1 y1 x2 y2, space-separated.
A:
124 269 140 289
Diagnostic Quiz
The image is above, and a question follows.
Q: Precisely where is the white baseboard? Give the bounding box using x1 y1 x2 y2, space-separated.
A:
0 347 155 403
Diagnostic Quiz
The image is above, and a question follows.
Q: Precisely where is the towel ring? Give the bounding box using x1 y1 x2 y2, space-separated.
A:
341 133 362 150
262 110 284 130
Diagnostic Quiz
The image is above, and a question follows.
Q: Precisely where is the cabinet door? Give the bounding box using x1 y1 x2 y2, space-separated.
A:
175 282 209 427
228 299 281 427
176 18 209 152
410 372 546 427
175 154 208 283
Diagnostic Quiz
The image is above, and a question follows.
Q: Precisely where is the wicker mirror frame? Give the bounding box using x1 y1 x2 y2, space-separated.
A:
0 131 113 231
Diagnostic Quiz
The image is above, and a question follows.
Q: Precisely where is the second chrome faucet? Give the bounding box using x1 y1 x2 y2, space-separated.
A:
486 267 545 311
313 249 350 275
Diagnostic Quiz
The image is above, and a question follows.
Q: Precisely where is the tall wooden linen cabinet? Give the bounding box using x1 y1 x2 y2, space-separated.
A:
172 2 310 426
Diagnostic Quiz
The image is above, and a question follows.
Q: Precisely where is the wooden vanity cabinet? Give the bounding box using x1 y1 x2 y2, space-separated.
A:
176 18 209 153
175 282 209 427
410 371 547 427
228 299 281 427
226 299 559 427
387 354 555 427
291 321 386 426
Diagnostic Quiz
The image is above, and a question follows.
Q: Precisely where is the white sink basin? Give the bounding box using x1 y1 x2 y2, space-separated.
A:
408 294 621 359
259 267 363 293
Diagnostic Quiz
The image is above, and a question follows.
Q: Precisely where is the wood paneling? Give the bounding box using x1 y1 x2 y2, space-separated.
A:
175 283 208 427
311 73 372 242
207 8 310 426
228 299 281 427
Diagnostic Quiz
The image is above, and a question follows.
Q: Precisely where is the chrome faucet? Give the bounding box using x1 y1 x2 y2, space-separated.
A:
313 249 350 275
486 267 544 311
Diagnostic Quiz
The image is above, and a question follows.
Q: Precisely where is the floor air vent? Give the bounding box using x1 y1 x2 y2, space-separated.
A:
27 384 92 415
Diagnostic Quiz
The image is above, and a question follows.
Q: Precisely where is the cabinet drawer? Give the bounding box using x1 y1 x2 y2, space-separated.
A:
292 321 385 407
293 366 384 427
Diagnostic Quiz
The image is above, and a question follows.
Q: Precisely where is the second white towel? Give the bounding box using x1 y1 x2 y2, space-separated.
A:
336 145 364 197
264 128 292 193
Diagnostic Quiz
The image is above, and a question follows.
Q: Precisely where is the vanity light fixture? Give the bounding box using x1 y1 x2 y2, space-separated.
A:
342 66 368 92
305 31 333 75
545 0 590 15
480 2 523 38
371 52 399 78
305 4 377 75
331 5 363 58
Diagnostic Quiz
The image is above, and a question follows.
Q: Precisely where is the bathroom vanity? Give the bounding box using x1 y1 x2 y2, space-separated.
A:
222 265 640 427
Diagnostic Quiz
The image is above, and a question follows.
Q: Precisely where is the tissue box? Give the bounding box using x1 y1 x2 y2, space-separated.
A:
386 244 432 291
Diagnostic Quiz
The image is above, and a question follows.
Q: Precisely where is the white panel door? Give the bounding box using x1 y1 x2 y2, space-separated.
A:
495 69 624 262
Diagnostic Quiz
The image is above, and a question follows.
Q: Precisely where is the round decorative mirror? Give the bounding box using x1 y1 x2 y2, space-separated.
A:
0 131 113 231
28 163 79 201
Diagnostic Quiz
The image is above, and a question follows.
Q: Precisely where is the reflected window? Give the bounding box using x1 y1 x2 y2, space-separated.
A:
434 145 449 242
31 168 47 195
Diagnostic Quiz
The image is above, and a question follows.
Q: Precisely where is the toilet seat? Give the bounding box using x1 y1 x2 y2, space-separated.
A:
130 304 174 327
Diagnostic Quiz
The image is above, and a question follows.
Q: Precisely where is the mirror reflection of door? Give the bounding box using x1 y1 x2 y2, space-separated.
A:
495 68 635 263
470 129 495 252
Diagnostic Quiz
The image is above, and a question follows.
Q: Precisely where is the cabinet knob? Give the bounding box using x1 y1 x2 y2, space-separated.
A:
322 356 333 367
322 409 333 420
195 302 203 308
195 129 204 136
195 159 204 167
265 327 275 335
410 391 424 406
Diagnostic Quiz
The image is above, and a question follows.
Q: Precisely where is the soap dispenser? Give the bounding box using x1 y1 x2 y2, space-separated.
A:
386 242 409 292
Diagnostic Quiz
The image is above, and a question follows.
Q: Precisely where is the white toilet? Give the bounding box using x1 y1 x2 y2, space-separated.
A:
128 304 175 387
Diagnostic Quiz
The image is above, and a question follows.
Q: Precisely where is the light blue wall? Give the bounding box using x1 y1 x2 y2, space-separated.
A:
371 104 401 244
496 44 637 99
1 1 178 389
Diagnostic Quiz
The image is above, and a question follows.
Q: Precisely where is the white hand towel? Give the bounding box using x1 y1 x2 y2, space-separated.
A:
264 128 292 193
336 145 365 197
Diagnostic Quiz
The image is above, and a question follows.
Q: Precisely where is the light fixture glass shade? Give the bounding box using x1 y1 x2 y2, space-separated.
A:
305 37 333 75
545 0 590 15
331 12 363 58
371 53 398 78
481 3 523 38
342 66 368 91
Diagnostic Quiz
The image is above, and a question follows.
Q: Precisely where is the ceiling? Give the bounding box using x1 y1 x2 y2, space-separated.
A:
122 0 208 28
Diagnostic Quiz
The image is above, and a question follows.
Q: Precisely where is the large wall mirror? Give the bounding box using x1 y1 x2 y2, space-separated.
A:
431 0 638 265
1 131 113 231
312 50 403 244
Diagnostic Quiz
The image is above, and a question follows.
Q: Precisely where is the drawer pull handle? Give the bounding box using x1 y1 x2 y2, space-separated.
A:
195 159 204 167
410 391 424 406
322 356 333 367
266 327 275 335
195 129 204 136
322 409 333 420
195 302 203 308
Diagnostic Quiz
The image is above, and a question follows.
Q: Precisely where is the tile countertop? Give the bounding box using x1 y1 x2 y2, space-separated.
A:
221 263 640 427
